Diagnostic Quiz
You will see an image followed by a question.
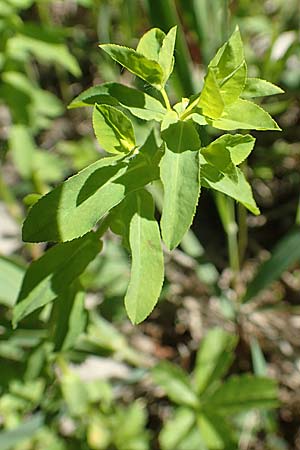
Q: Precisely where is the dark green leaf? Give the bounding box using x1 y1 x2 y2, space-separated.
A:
13 232 100 326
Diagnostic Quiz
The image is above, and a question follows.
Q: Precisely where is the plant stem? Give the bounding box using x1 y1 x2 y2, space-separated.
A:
238 202 248 265
160 87 172 111
179 96 200 120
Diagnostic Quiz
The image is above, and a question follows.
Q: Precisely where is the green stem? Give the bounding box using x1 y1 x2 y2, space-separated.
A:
238 202 247 264
296 194 300 225
179 96 200 120
160 87 172 111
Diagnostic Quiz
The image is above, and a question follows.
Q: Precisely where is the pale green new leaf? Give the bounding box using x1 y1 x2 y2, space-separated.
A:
193 328 237 395
202 134 255 171
152 361 199 408
210 27 244 80
200 154 259 215
159 408 195 450
158 26 177 84
99 44 164 87
242 78 284 98
203 374 278 414
13 232 100 326
199 68 224 119
212 98 281 131
160 116 201 250
219 61 247 105
93 104 135 154
124 189 164 324
136 28 165 61
68 82 167 121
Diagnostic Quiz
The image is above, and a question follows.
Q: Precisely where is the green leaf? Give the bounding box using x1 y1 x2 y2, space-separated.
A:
9 125 35 178
243 228 300 302
0 414 43 450
68 82 167 121
0 258 24 307
202 134 255 171
158 26 177 84
51 282 86 351
159 408 195 450
99 44 164 87
23 138 161 243
160 114 201 250
93 104 136 154
122 189 164 324
152 361 199 408
200 154 259 215
242 78 284 98
193 328 237 395
211 99 281 131
203 374 278 414
13 232 100 326
219 61 247 105
199 68 224 119
197 412 235 450
209 27 244 81
136 27 165 61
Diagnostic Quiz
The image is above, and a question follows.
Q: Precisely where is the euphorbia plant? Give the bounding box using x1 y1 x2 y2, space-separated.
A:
13 26 282 328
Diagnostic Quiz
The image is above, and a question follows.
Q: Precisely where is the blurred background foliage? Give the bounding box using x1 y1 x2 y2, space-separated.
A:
0 0 300 449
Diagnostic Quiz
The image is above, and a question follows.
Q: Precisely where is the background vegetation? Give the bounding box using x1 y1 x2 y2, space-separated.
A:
0 0 300 449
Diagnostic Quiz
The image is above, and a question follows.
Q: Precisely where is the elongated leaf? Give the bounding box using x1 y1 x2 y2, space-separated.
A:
99 44 164 87
23 139 161 243
244 228 300 302
203 375 278 414
0 414 43 450
242 78 284 98
219 61 247 105
197 413 235 450
158 26 177 84
13 232 101 326
136 27 165 60
68 82 166 121
159 408 195 450
0 258 24 307
199 68 224 119
200 154 259 215
152 361 199 408
124 189 164 324
93 104 135 154
9 125 35 178
193 328 237 395
160 115 201 250
212 99 281 131
210 27 244 80
202 134 255 171
51 282 86 351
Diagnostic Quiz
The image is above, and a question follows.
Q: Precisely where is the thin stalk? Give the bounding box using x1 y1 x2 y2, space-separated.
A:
238 202 248 264
296 194 300 225
160 87 172 111
179 96 200 120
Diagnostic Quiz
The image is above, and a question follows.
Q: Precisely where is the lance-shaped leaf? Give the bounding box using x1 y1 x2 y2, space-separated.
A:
153 361 199 408
119 189 164 324
218 61 247 105
68 82 167 121
202 374 278 414
159 408 195 450
13 232 100 326
243 228 300 302
93 104 135 154
0 257 24 307
242 78 284 98
197 413 236 450
158 26 177 84
136 27 165 60
99 44 164 88
23 136 161 243
200 154 259 215
201 134 255 171
199 68 224 119
212 98 281 131
210 27 244 81
193 328 237 395
51 282 86 351
160 113 201 250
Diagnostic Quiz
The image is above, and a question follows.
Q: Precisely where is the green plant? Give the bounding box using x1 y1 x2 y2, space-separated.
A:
13 26 283 329
153 327 278 450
